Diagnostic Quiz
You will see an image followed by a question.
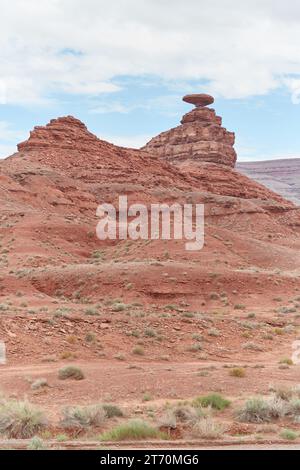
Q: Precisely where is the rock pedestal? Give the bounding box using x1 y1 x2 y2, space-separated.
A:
143 94 237 168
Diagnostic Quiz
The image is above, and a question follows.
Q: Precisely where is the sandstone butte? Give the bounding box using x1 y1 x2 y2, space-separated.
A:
143 93 237 168
0 98 299 373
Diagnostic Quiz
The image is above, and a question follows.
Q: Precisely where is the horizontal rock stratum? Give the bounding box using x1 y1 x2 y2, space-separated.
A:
143 94 237 168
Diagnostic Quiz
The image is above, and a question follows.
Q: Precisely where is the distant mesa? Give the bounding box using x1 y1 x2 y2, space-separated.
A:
182 93 214 108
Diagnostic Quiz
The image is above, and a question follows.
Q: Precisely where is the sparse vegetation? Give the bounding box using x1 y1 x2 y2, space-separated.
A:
58 366 85 381
279 358 293 366
242 342 263 352
132 346 145 356
0 400 47 438
102 404 123 418
31 378 48 390
280 429 298 441
193 417 224 439
60 405 106 429
27 436 47 450
237 397 286 423
193 394 230 411
229 368 246 378
99 419 167 441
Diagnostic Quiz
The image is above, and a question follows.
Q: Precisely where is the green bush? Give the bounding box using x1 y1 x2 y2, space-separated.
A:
193 394 230 411
100 419 167 441
280 429 298 441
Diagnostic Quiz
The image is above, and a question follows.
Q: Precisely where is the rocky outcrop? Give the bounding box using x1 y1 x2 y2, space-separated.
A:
143 94 237 168
17 116 101 153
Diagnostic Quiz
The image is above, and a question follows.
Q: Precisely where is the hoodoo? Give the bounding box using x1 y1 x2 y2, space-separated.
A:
143 93 237 168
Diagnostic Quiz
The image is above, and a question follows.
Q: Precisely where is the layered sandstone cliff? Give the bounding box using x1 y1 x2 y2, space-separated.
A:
143 94 237 168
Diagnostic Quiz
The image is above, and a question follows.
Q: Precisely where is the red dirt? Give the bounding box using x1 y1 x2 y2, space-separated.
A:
0 115 300 446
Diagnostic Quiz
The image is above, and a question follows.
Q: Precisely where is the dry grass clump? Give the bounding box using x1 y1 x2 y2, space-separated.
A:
0 400 48 438
158 410 177 430
173 404 205 424
229 368 246 378
192 417 224 439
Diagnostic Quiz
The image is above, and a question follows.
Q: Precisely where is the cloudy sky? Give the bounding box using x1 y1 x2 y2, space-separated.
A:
1 0 300 160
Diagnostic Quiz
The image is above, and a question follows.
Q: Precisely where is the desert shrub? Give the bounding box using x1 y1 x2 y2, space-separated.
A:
280 429 298 441
85 307 99 316
208 328 220 337
193 417 224 439
60 405 106 429
279 358 293 366
0 400 47 438
31 378 48 390
210 292 219 300
292 385 300 398
187 343 202 352
237 397 286 423
112 303 126 312
27 436 46 450
173 404 205 424
85 332 97 343
270 385 294 401
229 368 246 378
142 393 152 402
100 419 167 441
287 399 300 419
144 328 157 338
158 410 177 429
59 351 77 360
234 304 246 310
58 366 84 381
102 404 123 418
242 342 263 352
132 346 144 356
193 394 230 411
91 250 104 260
56 433 68 442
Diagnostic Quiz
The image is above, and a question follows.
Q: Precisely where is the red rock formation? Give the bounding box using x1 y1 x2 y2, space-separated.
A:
18 116 102 153
143 95 237 168
183 93 214 107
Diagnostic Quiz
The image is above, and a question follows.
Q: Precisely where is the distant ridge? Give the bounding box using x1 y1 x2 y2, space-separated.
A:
238 158 300 206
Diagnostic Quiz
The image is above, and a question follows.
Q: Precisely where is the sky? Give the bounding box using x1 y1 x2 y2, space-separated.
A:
1 0 300 161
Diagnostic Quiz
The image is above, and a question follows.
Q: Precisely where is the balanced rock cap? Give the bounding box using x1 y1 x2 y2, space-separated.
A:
182 93 214 108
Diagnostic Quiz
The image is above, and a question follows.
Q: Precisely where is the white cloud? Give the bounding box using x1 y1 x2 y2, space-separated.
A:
90 94 183 116
99 133 152 148
1 1 300 104
284 78 300 104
